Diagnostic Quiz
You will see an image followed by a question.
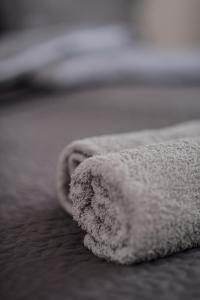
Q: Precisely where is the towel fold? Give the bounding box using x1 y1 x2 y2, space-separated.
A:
71 138 200 264
57 121 200 214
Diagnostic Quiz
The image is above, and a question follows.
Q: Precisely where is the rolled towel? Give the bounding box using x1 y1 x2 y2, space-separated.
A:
57 120 200 214
71 138 200 264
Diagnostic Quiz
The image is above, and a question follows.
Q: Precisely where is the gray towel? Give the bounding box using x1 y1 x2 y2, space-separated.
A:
71 138 200 264
57 121 200 214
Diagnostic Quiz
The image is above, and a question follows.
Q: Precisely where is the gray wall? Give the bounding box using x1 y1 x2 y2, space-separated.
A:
0 0 132 32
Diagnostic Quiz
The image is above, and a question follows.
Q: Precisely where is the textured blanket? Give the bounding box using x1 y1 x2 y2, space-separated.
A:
2 87 200 299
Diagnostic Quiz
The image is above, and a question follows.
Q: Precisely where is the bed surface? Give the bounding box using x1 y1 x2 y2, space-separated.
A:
1 86 200 300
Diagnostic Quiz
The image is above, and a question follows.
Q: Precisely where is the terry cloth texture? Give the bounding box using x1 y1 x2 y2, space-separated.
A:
57 120 200 214
71 138 200 264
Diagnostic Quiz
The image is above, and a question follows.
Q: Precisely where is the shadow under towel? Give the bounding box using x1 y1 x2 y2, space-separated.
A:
57 120 200 214
71 138 200 264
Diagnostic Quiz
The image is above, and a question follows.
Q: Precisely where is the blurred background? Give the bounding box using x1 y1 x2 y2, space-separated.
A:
0 0 200 94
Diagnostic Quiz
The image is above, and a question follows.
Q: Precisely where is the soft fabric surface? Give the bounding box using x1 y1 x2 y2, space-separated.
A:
1 87 200 300
71 138 200 264
34 48 200 90
0 25 131 89
58 120 200 214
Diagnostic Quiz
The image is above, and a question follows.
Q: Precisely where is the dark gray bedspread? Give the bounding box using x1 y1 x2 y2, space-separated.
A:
1 86 200 300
